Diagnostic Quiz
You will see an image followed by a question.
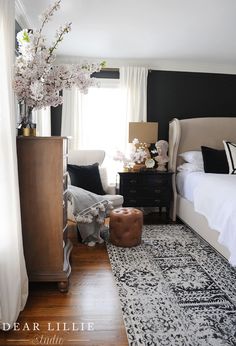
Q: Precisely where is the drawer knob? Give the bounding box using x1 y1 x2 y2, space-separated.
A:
129 189 137 193
154 199 161 203
129 179 137 184
155 189 161 193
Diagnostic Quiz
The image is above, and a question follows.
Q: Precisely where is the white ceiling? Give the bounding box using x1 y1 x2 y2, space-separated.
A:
16 0 236 71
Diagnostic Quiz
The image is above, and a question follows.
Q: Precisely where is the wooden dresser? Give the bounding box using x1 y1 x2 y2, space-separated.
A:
17 136 72 292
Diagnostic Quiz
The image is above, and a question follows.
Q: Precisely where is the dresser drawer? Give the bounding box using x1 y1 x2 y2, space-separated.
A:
63 138 68 156
63 224 68 244
63 173 68 192
63 196 68 229
63 156 67 174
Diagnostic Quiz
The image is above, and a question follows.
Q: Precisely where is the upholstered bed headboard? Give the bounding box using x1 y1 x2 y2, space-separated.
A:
169 117 236 172
168 117 236 220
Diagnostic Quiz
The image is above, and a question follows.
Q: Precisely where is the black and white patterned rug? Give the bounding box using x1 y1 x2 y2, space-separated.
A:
106 224 236 346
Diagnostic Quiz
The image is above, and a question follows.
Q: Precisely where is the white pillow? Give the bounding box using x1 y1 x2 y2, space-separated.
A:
179 151 203 165
223 141 236 174
177 162 204 172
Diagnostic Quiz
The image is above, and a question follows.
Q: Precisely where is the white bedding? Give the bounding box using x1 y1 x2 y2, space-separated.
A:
177 172 236 266
176 171 205 202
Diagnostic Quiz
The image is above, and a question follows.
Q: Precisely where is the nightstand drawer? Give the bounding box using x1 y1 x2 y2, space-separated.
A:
141 185 169 195
145 175 170 185
141 175 171 190
118 171 173 211
123 198 139 206
121 176 139 186
123 196 170 207
123 188 139 195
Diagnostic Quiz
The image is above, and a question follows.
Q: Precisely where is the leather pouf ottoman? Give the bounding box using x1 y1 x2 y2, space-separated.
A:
109 207 143 247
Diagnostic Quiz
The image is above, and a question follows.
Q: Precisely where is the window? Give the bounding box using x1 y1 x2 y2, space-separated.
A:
78 78 126 182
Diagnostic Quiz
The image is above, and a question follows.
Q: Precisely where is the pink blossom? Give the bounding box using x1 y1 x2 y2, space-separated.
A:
13 0 104 111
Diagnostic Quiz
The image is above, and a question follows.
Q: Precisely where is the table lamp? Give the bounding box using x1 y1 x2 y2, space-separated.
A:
128 122 158 170
128 122 158 144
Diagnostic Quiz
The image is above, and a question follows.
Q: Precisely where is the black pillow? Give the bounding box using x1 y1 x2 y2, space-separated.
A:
201 146 229 174
67 163 106 195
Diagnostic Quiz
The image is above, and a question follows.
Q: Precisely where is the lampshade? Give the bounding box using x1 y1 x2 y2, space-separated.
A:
128 122 158 143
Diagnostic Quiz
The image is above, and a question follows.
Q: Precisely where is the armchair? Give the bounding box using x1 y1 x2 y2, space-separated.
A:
67 150 123 221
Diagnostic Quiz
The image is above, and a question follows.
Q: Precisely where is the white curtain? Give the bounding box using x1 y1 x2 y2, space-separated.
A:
33 107 51 136
120 66 148 123
0 0 28 329
61 87 82 150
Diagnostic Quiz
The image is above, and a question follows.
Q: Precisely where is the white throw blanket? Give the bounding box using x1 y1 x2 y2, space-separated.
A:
67 185 113 246
192 174 236 266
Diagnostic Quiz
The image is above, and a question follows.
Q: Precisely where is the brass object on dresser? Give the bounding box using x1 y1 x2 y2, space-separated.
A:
17 136 72 292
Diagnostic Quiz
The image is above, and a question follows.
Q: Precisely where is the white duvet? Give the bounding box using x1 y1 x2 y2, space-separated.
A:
177 172 236 266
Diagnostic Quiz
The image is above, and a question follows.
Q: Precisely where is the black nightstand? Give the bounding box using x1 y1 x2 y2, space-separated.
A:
118 170 173 217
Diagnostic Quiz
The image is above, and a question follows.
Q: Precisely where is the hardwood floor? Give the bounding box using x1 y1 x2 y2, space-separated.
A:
1 213 176 346
0 224 128 346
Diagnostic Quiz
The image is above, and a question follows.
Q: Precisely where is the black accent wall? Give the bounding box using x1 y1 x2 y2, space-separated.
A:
147 70 236 140
15 21 22 55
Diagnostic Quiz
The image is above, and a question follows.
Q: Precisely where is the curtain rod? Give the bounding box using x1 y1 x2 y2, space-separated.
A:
101 67 119 72
101 68 152 72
